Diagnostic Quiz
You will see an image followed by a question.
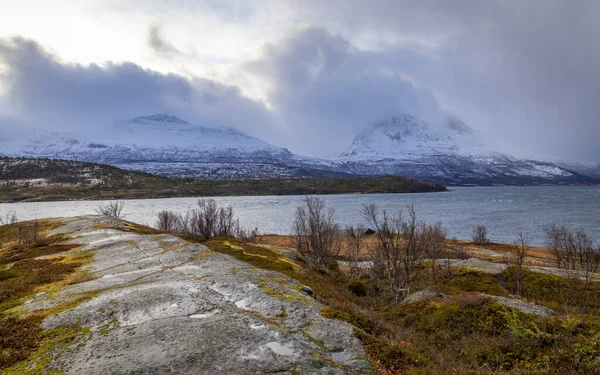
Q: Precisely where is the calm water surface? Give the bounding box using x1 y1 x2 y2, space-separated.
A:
1 186 598 246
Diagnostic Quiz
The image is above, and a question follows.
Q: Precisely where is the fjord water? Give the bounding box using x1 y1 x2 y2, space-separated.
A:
1 186 598 246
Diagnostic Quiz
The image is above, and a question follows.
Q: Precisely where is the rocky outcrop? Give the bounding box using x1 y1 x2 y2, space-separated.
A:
401 290 448 305
10 216 370 374
489 296 556 317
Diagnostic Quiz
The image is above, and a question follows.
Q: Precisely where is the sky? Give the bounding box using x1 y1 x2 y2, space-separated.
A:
0 0 598 163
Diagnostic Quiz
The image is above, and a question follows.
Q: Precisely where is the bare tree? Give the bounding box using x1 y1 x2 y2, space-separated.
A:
472 225 490 245
505 231 530 298
423 222 447 285
362 204 433 301
545 225 600 273
345 225 366 279
293 196 340 265
156 210 182 233
545 225 600 312
216 205 236 237
187 199 238 239
96 201 125 219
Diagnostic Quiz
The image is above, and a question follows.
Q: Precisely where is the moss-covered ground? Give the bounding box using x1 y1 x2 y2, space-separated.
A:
0 220 94 372
204 236 600 375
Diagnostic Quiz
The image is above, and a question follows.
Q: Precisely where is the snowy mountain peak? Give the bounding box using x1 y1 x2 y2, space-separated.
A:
340 114 460 160
364 114 446 143
130 114 190 125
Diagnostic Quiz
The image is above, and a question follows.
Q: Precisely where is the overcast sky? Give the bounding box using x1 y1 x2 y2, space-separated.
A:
0 0 598 163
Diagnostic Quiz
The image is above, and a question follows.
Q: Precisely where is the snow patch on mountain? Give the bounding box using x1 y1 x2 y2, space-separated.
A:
340 114 489 161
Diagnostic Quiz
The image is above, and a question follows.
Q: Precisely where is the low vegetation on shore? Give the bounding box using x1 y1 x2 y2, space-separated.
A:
137 198 600 374
1 198 599 374
0 157 446 202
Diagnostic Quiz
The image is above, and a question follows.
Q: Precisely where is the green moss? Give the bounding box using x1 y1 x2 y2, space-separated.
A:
502 269 600 314
321 307 379 335
439 269 508 296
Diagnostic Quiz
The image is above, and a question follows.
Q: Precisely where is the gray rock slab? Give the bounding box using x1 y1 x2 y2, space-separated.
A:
14 216 370 374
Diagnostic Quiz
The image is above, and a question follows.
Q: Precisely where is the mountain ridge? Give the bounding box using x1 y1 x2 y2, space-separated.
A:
1 113 598 185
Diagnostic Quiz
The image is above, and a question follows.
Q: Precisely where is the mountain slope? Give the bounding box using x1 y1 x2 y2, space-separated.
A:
1 113 597 185
1 115 349 179
338 114 597 185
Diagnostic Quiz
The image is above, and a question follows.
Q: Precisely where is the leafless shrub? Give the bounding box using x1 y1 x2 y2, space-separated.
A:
545 225 600 273
96 201 125 219
346 225 366 279
505 230 530 298
423 222 447 285
188 199 238 239
361 204 443 301
293 196 341 265
155 200 248 240
215 205 236 237
545 225 600 312
156 210 183 233
15 221 43 247
188 199 219 239
235 226 261 243
472 225 489 245
0 211 18 225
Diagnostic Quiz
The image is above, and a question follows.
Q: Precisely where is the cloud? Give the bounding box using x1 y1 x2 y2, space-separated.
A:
275 0 600 162
148 24 184 58
240 27 444 156
1 0 599 164
0 37 274 138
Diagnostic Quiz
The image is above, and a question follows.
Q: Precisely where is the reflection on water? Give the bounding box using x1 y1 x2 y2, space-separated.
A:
1 186 599 246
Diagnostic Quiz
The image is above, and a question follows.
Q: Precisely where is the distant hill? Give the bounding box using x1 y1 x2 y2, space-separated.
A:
0 157 446 202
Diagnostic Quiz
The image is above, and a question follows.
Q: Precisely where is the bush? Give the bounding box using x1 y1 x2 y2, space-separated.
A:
96 200 125 219
155 210 182 233
348 279 369 297
155 200 244 240
472 225 490 245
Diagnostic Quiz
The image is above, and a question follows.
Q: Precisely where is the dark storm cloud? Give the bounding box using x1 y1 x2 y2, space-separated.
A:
1 0 599 163
281 0 600 162
0 37 274 137
148 24 183 58
241 28 444 156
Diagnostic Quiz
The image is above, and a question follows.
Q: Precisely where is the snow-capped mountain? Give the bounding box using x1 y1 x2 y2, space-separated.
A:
338 114 598 185
1 113 597 184
340 114 488 160
1 114 348 179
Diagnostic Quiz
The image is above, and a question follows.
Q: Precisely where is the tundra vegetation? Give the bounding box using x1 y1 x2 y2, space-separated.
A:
144 198 600 374
0 218 90 370
1 198 600 374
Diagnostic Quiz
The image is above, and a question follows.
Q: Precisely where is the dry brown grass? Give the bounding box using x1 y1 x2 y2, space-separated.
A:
261 235 556 262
